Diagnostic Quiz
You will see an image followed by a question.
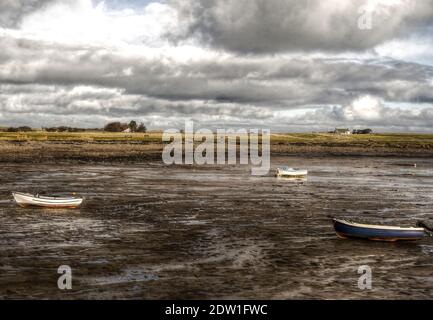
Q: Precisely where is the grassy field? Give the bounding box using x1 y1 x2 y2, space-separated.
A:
271 133 433 148
0 131 163 142
1 131 433 162
1 131 433 148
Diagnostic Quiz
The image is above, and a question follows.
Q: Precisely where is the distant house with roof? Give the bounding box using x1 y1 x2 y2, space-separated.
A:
333 128 352 135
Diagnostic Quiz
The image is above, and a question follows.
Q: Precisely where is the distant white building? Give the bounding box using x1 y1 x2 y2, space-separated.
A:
123 128 131 133
334 128 351 135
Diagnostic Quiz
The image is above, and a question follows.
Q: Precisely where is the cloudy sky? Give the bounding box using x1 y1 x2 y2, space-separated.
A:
1 0 433 132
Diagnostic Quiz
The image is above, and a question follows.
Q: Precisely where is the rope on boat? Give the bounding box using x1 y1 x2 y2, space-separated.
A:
417 221 433 237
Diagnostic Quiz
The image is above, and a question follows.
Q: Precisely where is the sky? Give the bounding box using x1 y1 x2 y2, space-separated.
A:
0 0 433 132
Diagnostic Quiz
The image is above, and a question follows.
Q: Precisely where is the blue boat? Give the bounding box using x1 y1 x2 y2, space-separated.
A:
333 219 425 242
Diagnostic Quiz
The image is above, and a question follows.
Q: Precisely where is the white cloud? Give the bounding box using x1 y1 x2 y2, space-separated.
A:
288 95 433 132
342 96 383 121
172 0 433 53
19 0 178 47
375 34 433 66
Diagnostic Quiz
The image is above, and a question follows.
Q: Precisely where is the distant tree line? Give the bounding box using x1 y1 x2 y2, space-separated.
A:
104 120 147 133
0 126 100 132
42 126 95 132
1 126 33 132
1 120 147 133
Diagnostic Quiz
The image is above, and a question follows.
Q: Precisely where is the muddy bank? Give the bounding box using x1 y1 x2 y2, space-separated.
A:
1 141 433 164
0 141 164 163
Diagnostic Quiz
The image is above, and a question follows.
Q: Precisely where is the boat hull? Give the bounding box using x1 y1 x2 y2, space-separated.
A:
333 219 425 242
12 192 84 209
276 169 308 177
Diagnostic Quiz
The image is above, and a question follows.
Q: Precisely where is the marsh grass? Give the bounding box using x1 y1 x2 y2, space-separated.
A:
0 131 432 149
0 131 163 143
271 133 433 148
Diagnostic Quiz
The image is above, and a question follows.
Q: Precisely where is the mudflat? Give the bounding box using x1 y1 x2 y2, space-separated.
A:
1 135 433 299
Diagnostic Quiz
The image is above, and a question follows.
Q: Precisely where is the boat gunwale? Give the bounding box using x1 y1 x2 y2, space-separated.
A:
12 192 83 202
333 218 424 232
276 168 308 177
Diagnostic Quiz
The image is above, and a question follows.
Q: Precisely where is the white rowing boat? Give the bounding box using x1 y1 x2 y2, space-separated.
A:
276 167 308 177
12 192 84 208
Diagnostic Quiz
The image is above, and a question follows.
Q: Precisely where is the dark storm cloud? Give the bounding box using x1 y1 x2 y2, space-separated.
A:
171 0 433 53
0 0 55 28
1 35 432 109
0 82 274 129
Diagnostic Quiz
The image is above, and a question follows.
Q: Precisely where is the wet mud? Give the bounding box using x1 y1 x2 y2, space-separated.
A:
0 156 433 299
